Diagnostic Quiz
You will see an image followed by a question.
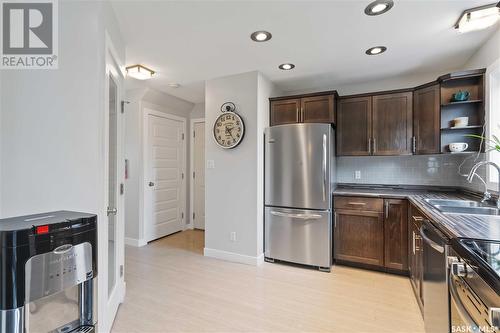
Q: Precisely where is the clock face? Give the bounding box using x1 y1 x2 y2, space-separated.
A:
213 112 245 149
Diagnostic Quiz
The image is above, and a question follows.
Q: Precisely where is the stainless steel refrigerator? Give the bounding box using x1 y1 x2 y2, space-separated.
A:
264 123 334 271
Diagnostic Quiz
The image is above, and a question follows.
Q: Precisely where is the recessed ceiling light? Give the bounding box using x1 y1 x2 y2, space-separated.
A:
168 83 180 88
278 63 295 70
365 46 387 55
455 3 500 33
126 64 155 80
250 31 272 42
364 0 394 16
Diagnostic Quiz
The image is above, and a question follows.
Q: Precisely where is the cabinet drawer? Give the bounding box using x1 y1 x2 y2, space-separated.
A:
334 196 383 212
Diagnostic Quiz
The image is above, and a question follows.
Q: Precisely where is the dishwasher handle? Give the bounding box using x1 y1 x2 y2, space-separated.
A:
419 225 445 253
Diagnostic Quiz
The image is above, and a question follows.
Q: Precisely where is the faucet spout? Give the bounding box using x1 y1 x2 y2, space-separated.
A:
467 161 500 209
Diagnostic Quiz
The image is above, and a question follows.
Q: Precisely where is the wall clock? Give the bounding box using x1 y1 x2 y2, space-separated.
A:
213 102 245 149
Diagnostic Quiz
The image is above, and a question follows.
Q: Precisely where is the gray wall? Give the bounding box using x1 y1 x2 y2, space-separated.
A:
204 71 278 263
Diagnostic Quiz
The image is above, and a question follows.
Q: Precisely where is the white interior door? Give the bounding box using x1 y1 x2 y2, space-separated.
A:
100 35 125 333
193 122 205 229
145 111 186 241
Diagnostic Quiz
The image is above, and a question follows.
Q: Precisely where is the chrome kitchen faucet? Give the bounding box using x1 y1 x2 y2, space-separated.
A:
467 161 500 209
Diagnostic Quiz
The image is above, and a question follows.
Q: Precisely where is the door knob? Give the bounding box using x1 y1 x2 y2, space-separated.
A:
149 182 155 187
107 207 117 216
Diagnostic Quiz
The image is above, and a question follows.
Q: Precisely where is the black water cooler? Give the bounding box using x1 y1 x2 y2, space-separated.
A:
0 211 98 333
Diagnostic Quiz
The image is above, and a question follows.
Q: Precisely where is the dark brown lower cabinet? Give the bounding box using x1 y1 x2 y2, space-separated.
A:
333 196 409 274
384 199 408 271
334 209 384 267
408 203 424 314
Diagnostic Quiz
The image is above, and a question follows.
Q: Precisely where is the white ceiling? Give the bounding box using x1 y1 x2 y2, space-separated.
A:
112 0 499 103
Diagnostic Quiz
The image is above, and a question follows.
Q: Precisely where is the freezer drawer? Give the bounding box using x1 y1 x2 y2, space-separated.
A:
265 124 332 210
265 207 331 269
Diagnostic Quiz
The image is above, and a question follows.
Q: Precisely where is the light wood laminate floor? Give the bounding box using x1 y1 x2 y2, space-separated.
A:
112 230 425 333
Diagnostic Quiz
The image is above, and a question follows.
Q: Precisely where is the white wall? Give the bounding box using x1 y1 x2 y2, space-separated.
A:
0 1 124 217
204 71 277 264
464 26 500 70
190 102 205 119
0 2 124 332
124 87 194 245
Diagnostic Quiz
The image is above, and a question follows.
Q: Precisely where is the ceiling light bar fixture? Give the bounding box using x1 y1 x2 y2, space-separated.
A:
364 0 394 16
278 63 295 70
126 64 155 80
250 30 272 42
455 3 500 33
365 46 387 55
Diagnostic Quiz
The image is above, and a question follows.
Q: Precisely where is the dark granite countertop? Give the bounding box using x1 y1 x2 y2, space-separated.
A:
333 184 500 241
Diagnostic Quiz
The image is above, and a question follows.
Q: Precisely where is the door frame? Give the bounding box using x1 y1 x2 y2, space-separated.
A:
189 118 205 230
142 108 187 242
99 32 126 333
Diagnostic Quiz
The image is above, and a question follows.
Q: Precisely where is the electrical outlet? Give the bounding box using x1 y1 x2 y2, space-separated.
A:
355 170 361 179
230 232 237 242
207 160 215 169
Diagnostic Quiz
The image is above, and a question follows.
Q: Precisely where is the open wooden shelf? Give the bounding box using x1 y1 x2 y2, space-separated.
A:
441 100 482 107
440 125 483 131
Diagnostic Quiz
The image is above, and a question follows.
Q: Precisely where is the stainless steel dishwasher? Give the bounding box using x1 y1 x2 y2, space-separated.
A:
420 219 450 333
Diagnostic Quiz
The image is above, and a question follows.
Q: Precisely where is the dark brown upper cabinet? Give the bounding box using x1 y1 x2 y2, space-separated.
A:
372 92 413 155
301 95 335 123
337 92 412 156
269 99 300 126
269 92 336 126
336 97 372 156
413 84 440 155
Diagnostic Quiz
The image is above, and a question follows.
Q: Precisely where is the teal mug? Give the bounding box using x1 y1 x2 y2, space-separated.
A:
451 90 470 102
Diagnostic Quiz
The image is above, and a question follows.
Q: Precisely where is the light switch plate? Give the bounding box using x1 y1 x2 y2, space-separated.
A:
355 170 361 179
207 160 215 169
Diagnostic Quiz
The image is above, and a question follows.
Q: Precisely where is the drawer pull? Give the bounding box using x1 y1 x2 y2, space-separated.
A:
412 215 424 221
348 202 366 206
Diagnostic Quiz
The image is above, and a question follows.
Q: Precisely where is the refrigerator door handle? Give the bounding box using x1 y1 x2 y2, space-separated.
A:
322 134 327 202
270 211 323 220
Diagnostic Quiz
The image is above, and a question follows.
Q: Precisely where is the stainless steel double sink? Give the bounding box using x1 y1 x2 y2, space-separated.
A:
424 198 500 216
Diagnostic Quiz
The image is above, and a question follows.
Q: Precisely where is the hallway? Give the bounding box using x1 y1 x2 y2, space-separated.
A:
112 230 424 333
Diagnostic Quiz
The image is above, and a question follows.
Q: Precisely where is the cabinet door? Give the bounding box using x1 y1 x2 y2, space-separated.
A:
336 97 372 156
301 95 335 124
372 92 413 155
384 199 408 271
270 99 300 126
413 84 440 154
334 209 384 267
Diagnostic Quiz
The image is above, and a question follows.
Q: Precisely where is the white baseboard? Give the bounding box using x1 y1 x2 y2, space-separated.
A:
125 237 147 247
184 223 194 230
204 247 264 266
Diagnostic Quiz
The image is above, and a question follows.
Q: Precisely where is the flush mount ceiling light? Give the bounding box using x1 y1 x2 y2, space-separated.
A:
455 3 500 33
125 64 155 80
278 63 295 70
365 46 387 55
250 30 272 42
364 0 394 16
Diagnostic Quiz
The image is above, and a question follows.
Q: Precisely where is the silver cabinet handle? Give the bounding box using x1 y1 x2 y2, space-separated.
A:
368 138 372 155
372 138 377 154
419 225 444 253
107 207 117 216
322 134 327 202
385 201 389 219
412 215 423 221
270 211 322 220
347 202 366 206
412 136 416 154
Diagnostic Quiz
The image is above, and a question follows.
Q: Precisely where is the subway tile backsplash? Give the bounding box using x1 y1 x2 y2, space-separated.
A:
336 154 487 192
